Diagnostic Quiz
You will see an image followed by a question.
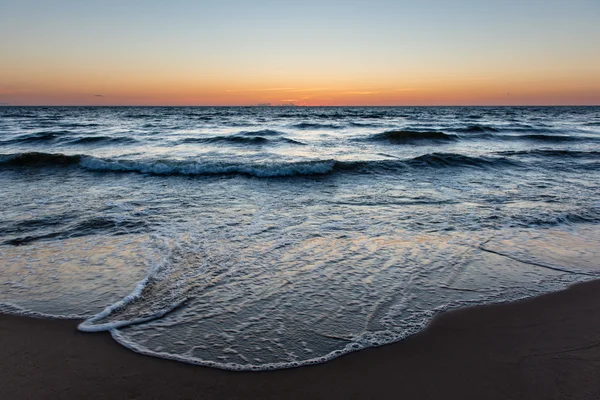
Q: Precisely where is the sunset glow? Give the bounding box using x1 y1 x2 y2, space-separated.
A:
2 0 599 106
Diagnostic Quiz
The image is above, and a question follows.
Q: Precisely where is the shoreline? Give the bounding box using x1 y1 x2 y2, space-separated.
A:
2 279 600 399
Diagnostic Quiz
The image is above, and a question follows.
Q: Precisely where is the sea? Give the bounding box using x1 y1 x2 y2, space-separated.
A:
1 106 600 370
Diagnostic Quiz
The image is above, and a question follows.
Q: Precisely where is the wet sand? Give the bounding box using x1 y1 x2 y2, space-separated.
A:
2 280 600 400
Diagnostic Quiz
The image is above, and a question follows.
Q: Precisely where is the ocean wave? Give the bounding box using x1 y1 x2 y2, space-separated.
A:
61 122 101 128
238 129 284 137
0 152 82 166
513 207 600 227
356 128 597 144
0 151 519 178
292 122 344 130
406 153 516 168
124 114 152 119
3 215 147 246
66 136 138 145
516 134 583 142
496 149 600 158
488 133 600 143
181 136 268 145
80 157 335 177
1 131 68 144
1 131 139 146
453 125 499 133
448 125 599 141
181 134 304 146
363 130 457 143
348 122 385 128
0 152 333 176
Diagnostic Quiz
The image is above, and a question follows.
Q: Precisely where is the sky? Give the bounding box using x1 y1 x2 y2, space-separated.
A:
1 0 599 106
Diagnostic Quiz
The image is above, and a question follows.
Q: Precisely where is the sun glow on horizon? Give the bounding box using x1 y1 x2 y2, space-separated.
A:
1 1 599 106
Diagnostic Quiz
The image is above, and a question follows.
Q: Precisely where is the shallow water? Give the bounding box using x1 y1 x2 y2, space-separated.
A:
1 106 599 370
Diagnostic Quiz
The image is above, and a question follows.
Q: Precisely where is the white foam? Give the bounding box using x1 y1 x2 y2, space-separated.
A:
0 301 87 320
108 274 591 371
78 298 188 332
77 235 176 332
4 270 591 372
4 202 600 372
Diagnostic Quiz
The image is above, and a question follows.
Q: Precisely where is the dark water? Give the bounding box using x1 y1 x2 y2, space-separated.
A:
1 106 600 370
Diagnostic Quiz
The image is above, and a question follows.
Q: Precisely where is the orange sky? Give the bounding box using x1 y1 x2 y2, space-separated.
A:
3 75 597 106
2 1 599 106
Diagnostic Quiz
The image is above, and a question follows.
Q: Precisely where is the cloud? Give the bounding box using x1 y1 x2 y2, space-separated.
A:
94 94 104 97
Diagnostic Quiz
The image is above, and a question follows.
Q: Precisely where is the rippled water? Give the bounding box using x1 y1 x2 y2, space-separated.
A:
1 106 600 370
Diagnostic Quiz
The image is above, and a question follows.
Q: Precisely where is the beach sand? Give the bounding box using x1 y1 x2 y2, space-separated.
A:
2 279 600 399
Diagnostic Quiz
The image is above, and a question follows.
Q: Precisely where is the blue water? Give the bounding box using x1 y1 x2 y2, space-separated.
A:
1 106 600 370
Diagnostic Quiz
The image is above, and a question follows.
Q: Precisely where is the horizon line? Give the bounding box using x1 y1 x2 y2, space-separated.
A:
1 104 599 108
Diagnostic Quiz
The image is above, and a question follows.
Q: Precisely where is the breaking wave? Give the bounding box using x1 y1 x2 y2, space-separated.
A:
0 151 523 178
